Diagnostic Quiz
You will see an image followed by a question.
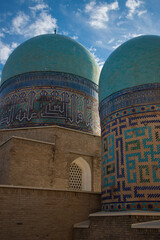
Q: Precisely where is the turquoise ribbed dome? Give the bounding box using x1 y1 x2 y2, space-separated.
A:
99 35 160 102
1 34 100 85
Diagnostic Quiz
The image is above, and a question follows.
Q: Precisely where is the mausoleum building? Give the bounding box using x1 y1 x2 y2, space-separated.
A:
1 34 160 240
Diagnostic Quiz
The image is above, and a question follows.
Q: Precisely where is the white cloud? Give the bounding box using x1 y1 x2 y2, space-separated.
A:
112 32 143 49
122 32 143 40
108 38 115 44
24 12 57 37
31 0 46 4
29 3 49 12
94 40 107 49
89 46 96 52
112 40 123 49
0 32 4 38
125 0 146 19
11 12 29 34
0 41 18 64
137 10 147 16
84 1 119 29
94 55 105 70
4 0 57 38
96 40 102 45
61 31 69 36
89 46 104 69
117 20 125 26
72 36 78 40
85 1 95 12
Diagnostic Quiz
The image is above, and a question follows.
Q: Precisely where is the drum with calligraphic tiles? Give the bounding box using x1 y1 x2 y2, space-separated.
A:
0 34 100 135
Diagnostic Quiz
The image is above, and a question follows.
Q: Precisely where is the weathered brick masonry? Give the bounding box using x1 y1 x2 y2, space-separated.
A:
0 185 101 240
0 126 101 191
73 213 160 240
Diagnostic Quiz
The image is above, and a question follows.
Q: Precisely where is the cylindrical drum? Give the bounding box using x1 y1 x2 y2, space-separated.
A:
99 35 160 211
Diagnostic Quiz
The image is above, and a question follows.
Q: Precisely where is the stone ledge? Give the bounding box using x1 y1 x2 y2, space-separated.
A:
0 124 100 137
0 136 55 147
0 184 101 194
74 220 90 229
132 220 160 229
89 210 160 217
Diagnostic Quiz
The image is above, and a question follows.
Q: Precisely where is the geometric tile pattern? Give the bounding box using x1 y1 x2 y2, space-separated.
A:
100 84 160 211
0 72 100 135
99 83 160 120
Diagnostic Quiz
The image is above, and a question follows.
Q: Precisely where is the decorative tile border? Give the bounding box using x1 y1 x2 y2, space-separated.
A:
0 72 100 135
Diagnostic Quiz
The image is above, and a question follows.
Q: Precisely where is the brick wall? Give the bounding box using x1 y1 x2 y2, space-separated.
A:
0 126 101 191
0 185 101 240
73 214 160 240
0 139 12 184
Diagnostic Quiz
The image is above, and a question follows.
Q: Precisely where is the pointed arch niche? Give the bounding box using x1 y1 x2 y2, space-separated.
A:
69 157 91 191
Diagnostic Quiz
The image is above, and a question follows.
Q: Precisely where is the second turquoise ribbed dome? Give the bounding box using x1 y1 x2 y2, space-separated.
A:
99 35 160 102
1 34 100 85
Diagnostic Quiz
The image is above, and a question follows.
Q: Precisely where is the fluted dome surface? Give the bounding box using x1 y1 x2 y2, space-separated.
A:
1 34 100 85
99 35 160 102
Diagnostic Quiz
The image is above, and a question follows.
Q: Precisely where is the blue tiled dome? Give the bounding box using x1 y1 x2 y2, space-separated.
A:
99 35 160 102
1 34 100 85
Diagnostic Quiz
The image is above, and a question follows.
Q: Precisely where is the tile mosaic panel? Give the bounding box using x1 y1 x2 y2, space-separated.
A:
0 72 100 135
100 84 160 211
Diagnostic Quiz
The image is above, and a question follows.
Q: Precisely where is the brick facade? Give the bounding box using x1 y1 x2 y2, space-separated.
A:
0 185 101 240
0 126 101 191
73 212 160 240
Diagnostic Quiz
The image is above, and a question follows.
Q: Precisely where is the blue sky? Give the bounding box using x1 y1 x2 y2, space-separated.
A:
0 0 160 81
